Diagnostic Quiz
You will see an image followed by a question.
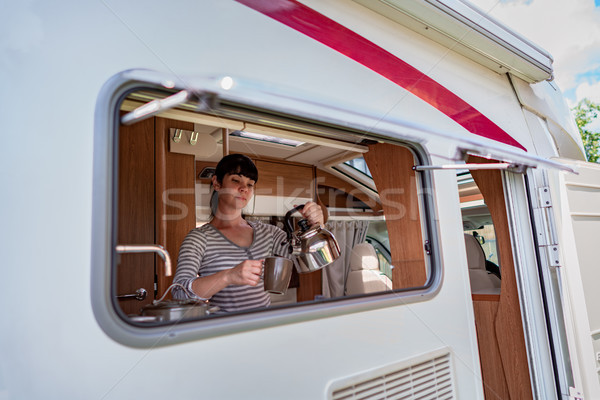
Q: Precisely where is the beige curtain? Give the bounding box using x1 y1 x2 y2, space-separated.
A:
322 220 369 298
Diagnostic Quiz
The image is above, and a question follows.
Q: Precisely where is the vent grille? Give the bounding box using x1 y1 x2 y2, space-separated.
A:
329 351 454 400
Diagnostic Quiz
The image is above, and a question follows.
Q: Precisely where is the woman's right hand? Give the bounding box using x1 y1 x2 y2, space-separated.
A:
225 259 264 286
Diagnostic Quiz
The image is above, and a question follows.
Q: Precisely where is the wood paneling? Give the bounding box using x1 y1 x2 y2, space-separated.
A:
313 166 329 224
469 156 533 400
254 159 313 198
316 169 382 213
117 116 155 315
155 117 197 298
472 293 501 302
296 271 322 302
318 187 369 209
363 143 427 288
461 194 484 203
473 297 510 400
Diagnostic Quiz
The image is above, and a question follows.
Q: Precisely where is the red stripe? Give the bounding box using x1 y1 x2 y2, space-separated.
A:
235 0 526 151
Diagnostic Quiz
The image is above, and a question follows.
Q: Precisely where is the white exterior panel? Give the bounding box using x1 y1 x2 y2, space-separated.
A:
0 0 588 398
551 160 600 399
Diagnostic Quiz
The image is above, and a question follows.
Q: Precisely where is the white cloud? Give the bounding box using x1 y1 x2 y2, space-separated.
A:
468 0 600 104
575 81 600 103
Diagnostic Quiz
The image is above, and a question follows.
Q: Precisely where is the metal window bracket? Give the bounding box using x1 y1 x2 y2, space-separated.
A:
413 163 527 173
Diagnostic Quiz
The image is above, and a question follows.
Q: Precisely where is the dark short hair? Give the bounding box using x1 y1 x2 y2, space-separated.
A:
214 154 258 183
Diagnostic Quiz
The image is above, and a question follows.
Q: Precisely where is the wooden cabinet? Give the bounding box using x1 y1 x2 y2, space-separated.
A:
117 116 156 315
116 117 196 316
254 159 313 198
195 157 313 197
154 118 196 300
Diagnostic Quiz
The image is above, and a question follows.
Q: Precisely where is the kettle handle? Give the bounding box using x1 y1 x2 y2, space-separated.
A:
284 204 306 241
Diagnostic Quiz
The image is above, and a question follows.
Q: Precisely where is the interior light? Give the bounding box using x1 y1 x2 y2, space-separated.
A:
230 130 305 147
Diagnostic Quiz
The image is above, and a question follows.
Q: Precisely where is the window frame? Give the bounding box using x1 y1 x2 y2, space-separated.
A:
90 71 443 348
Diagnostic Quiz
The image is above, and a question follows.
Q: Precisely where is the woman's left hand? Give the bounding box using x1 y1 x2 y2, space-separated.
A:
301 201 324 227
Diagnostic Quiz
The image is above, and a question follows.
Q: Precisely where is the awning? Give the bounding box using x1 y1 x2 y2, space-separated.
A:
351 0 554 83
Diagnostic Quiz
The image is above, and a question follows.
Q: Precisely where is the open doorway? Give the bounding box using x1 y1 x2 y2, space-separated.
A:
459 157 533 400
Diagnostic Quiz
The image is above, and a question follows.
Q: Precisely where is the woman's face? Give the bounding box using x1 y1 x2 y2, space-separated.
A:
214 173 256 210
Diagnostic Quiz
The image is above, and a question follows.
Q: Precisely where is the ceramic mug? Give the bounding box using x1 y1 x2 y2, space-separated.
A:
263 256 293 294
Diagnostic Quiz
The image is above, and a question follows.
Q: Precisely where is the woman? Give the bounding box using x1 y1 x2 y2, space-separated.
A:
173 154 324 313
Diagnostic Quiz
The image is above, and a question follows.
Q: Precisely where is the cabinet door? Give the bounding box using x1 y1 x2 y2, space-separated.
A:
255 159 313 198
154 117 196 298
116 116 197 315
117 116 156 315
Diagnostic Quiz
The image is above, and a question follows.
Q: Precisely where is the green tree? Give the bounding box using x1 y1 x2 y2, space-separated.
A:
572 99 600 163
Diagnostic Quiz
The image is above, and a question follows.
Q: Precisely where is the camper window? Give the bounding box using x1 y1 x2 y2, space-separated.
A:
92 79 440 345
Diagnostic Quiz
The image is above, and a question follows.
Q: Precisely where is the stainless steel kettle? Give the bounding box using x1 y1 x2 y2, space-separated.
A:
283 204 341 273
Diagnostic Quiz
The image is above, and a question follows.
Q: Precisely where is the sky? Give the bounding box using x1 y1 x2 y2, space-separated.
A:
467 0 600 111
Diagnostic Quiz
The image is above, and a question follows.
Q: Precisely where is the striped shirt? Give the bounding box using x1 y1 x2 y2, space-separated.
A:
173 221 290 313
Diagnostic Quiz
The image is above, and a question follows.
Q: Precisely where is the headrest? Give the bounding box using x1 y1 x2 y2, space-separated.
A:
464 234 486 270
350 243 379 271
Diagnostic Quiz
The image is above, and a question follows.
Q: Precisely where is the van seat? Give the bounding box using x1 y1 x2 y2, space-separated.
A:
464 234 501 294
346 243 392 295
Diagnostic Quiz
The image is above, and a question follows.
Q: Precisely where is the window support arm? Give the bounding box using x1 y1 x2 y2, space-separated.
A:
120 90 215 125
413 163 527 173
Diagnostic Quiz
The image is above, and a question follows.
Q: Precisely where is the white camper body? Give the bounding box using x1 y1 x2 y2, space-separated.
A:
2 1 599 399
